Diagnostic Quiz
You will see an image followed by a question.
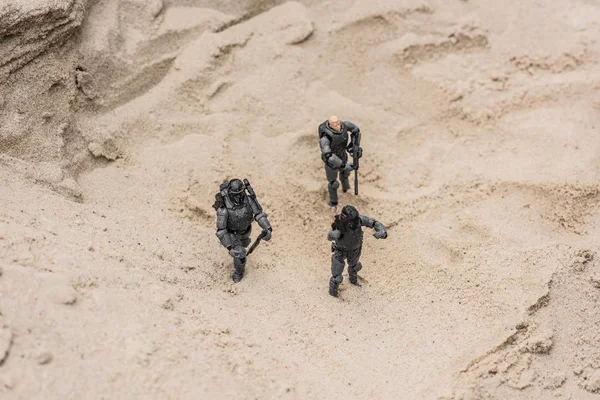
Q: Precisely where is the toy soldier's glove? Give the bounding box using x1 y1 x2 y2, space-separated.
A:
340 162 354 173
323 153 343 169
263 227 272 241
255 213 272 241
228 246 247 258
373 230 387 239
328 230 341 241
373 222 388 239
346 144 363 158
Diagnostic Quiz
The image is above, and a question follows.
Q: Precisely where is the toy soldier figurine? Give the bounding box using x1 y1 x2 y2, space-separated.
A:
327 205 387 297
213 178 273 282
318 115 363 207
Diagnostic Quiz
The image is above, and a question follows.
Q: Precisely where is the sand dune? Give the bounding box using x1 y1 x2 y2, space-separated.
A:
1 0 599 398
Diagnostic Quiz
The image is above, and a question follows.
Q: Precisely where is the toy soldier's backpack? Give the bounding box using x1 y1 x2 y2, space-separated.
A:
212 180 230 210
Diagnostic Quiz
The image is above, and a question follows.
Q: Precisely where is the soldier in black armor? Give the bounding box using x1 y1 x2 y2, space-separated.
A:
318 115 362 206
213 179 273 282
327 205 387 297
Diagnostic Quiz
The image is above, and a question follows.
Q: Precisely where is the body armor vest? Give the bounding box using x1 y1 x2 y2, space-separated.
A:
328 130 349 161
320 122 350 162
226 198 254 232
336 225 363 251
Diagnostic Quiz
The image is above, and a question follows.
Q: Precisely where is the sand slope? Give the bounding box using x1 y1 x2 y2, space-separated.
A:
1 0 599 398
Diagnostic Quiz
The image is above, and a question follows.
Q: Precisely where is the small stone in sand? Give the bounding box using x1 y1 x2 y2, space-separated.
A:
1 374 15 389
49 287 78 305
35 350 53 365
0 327 12 364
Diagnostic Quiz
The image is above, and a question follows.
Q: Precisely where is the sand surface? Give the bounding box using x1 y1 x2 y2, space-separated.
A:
1 0 600 398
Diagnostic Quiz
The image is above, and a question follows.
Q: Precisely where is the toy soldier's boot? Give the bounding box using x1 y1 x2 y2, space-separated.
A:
341 170 351 193
328 180 339 207
330 251 345 296
329 275 342 297
348 262 362 286
232 256 246 283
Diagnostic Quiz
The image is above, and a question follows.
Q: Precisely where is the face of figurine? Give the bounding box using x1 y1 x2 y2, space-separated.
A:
328 116 341 133
228 179 245 205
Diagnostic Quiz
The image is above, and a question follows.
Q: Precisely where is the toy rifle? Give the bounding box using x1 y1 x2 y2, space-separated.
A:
243 178 270 256
352 131 361 195
247 229 268 256
243 178 262 212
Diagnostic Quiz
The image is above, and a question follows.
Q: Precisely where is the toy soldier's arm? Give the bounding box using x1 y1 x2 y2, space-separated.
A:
320 135 343 169
360 215 387 239
344 120 360 136
248 196 272 240
327 229 341 241
344 121 363 158
215 207 234 249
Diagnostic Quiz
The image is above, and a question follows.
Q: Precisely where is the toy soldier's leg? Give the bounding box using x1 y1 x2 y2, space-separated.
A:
232 254 246 283
340 167 351 193
347 247 363 286
232 227 252 282
231 226 253 283
227 232 246 282
324 164 340 206
329 249 346 297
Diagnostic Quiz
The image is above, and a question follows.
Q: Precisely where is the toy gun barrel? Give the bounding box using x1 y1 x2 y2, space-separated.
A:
243 178 255 196
243 178 263 212
247 229 268 256
353 132 361 195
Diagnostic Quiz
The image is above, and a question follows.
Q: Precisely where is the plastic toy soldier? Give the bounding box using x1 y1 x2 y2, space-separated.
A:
213 179 273 282
327 205 387 297
318 115 363 207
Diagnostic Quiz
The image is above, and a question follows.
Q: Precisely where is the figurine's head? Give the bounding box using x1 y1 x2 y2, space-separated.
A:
340 205 360 229
328 115 341 133
228 179 245 205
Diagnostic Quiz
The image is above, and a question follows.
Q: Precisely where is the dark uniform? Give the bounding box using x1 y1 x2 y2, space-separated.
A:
318 120 362 206
327 205 387 297
213 179 272 282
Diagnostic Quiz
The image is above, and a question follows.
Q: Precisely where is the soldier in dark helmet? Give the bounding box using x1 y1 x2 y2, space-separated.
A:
327 205 387 297
213 178 273 282
318 115 363 207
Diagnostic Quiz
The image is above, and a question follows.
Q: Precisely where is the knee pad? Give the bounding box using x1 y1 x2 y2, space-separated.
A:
328 181 339 190
333 274 343 283
353 262 363 272
234 256 246 266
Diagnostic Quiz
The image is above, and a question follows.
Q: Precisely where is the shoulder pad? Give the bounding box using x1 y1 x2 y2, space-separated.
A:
318 122 332 139
212 193 225 210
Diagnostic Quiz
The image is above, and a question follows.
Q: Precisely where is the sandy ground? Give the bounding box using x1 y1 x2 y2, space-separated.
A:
1 0 600 398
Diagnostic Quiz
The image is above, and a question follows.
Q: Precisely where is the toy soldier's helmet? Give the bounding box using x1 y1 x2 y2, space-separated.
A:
228 179 245 205
341 205 360 229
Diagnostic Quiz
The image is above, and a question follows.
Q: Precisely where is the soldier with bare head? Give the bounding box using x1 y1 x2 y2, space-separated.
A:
318 115 362 206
